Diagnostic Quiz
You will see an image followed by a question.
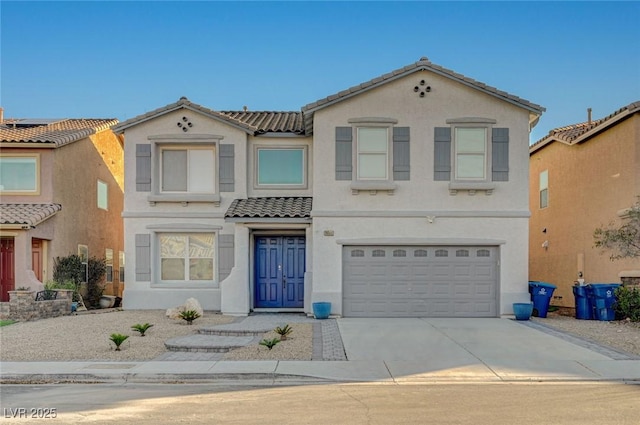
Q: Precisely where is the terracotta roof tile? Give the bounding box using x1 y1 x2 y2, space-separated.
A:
218 111 304 134
530 101 640 153
0 203 62 227
301 57 545 134
0 119 119 147
113 97 304 135
225 197 312 220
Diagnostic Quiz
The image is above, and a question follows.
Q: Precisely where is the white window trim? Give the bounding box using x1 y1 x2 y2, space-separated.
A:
97 180 108 210
147 134 222 205
77 244 88 283
539 170 549 209
348 117 398 193
446 117 496 194
254 145 308 189
105 248 114 283
146 223 222 289
0 153 41 195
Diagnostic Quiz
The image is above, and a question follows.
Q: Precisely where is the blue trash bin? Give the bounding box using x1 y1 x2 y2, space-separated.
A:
573 285 593 320
588 284 621 321
528 281 557 318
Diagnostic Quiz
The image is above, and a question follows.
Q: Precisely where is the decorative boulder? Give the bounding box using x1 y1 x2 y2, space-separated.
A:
166 298 204 320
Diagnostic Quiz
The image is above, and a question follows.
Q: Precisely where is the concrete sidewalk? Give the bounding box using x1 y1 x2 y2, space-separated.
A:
2 318 640 384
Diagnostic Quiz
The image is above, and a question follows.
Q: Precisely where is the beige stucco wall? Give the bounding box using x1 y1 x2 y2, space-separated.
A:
529 114 639 307
1 130 124 295
49 130 124 296
310 70 535 316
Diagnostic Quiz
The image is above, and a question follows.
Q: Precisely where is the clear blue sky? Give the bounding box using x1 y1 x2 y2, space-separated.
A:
1 1 639 142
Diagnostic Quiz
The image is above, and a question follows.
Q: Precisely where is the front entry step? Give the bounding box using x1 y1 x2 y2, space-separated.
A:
164 334 255 353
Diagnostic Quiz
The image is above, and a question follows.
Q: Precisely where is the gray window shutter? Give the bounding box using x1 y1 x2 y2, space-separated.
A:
335 127 352 180
492 128 509 181
218 234 234 282
136 144 152 192
393 127 410 181
135 234 151 281
434 127 451 181
219 144 235 192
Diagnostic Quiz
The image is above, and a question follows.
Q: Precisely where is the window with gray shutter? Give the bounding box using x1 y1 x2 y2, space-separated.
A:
393 127 410 180
335 127 353 180
135 234 151 281
219 144 235 192
492 128 509 181
434 127 451 181
136 144 152 192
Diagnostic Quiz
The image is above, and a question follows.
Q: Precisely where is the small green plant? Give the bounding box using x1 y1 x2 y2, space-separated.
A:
0 320 16 327
274 324 293 340
45 279 81 302
614 286 640 322
131 323 154 336
109 333 129 351
179 310 201 325
16 286 30 291
259 338 280 350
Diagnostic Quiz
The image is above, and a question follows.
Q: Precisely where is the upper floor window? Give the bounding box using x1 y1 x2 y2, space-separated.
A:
144 134 224 205
256 147 306 188
97 180 108 210
356 127 389 180
0 155 39 194
539 170 548 208
454 127 488 181
161 146 215 193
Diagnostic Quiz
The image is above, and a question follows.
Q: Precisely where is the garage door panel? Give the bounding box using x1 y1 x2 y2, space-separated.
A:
343 245 498 317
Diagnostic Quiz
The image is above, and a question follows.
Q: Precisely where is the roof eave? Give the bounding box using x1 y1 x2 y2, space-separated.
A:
224 217 312 223
301 62 545 134
530 102 640 155
112 101 256 135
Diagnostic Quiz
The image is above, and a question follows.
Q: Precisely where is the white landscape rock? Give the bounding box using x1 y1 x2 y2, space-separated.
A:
166 297 204 320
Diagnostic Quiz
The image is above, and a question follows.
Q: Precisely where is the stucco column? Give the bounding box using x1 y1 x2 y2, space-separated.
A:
220 225 250 315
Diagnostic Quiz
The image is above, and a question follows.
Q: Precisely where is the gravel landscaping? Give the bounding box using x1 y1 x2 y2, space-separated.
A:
1 309 639 362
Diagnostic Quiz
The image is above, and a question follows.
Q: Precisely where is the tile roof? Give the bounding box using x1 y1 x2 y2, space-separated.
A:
301 57 546 133
530 101 640 154
218 111 304 134
225 197 312 221
0 203 62 227
112 97 304 135
0 119 119 147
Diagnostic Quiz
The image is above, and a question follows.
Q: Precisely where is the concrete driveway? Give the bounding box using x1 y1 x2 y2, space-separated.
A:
337 318 638 382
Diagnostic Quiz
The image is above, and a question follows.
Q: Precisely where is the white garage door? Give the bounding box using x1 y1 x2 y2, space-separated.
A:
343 246 498 317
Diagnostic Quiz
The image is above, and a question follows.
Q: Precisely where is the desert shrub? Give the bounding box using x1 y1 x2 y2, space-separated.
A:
614 286 640 322
85 256 107 307
52 255 83 286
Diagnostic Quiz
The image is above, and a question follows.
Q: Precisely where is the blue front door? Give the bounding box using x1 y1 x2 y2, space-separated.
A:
255 236 305 308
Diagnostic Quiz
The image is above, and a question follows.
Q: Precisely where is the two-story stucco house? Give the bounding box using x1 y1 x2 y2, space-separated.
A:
529 101 640 307
0 116 125 301
114 57 545 317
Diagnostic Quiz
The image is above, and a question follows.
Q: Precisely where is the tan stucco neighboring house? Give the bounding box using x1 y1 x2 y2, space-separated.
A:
114 57 545 317
0 116 125 301
529 101 640 308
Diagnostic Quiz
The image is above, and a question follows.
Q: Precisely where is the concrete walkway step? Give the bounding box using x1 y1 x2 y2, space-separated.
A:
165 334 255 353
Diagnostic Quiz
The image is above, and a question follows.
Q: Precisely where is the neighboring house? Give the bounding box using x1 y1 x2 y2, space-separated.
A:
114 57 544 317
0 115 125 301
529 101 640 307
